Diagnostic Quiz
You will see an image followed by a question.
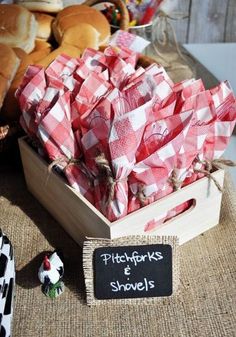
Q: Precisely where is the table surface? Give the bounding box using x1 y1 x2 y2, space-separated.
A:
1 166 235 337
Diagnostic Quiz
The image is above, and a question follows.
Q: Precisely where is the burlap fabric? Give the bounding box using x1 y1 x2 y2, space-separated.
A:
0 162 235 337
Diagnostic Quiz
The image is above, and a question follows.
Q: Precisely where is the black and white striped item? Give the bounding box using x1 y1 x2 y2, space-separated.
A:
0 230 15 337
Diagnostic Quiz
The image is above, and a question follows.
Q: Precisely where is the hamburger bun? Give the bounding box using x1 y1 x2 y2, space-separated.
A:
33 12 54 41
29 38 52 63
0 4 37 53
61 23 100 51
52 5 110 46
29 48 52 64
16 0 63 13
2 41 51 121
0 44 20 111
12 48 29 70
34 40 52 51
1 47 34 122
12 48 34 74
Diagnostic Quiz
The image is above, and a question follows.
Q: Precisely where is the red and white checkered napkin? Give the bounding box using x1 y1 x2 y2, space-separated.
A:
155 120 211 231
48 55 91 102
71 48 139 132
16 58 95 202
72 72 112 133
82 47 138 81
111 72 171 117
140 80 226 231
201 81 236 161
128 110 193 214
174 90 215 181
103 47 137 89
16 46 236 225
81 96 155 221
151 79 203 122
173 78 205 113
110 30 150 53
37 90 94 203
180 81 236 186
16 65 46 137
104 45 138 69
17 55 81 136
156 80 214 187
78 49 108 81
108 98 159 220
127 63 173 95
45 54 80 79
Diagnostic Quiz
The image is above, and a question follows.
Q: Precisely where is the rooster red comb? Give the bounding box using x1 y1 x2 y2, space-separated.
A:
43 255 51 271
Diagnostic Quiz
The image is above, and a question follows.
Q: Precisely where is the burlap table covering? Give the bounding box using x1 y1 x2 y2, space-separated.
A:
0 164 235 337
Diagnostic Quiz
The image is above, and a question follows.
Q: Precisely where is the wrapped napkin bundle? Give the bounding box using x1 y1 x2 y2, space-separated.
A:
16 45 236 226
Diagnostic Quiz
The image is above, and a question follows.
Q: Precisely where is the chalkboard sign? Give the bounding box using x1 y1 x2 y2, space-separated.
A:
93 244 172 300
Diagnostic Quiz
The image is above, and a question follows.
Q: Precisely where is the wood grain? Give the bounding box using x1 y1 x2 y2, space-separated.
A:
159 0 234 43
225 0 236 42
18 137 111 246
170 0 190 43
188 0 228 43
19 137 225 246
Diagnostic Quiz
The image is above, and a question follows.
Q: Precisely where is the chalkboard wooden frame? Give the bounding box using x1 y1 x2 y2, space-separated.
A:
83 236 179 306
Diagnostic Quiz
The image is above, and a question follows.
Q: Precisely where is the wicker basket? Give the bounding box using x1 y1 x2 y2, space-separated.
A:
0 0 156 153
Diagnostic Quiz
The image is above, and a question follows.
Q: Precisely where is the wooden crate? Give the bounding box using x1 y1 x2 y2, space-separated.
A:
18 137 225 246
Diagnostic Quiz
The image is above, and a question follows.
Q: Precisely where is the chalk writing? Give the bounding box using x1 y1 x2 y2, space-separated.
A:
110 278 155 292
100 251 163 266
94 244 172 299
124 265 131 275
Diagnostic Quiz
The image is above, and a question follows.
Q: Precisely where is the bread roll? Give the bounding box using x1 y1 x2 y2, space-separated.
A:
34 40 52 51
1 47 34 122
2 41 50 122
12 48 28 60
52 5 110 46
0 44 20 110
0 4 37 53
16 0 63 13
30 49 52 63
29 38 52 64
13 48 33 73
33 12 54 40
35 45 81 68
2 41 51 121
61 23 100 51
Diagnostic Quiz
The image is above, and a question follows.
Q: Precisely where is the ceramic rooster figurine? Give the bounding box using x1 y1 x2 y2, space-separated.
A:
38 250 64 298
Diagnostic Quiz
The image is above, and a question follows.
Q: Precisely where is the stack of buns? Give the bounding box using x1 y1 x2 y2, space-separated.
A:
36 4 111 67
0 4 37 53
0 2 111 128
61 23 100 51
33 12 54 41
52 5 111 46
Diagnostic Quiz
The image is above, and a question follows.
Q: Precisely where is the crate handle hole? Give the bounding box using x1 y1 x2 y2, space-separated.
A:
144 198 196 232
